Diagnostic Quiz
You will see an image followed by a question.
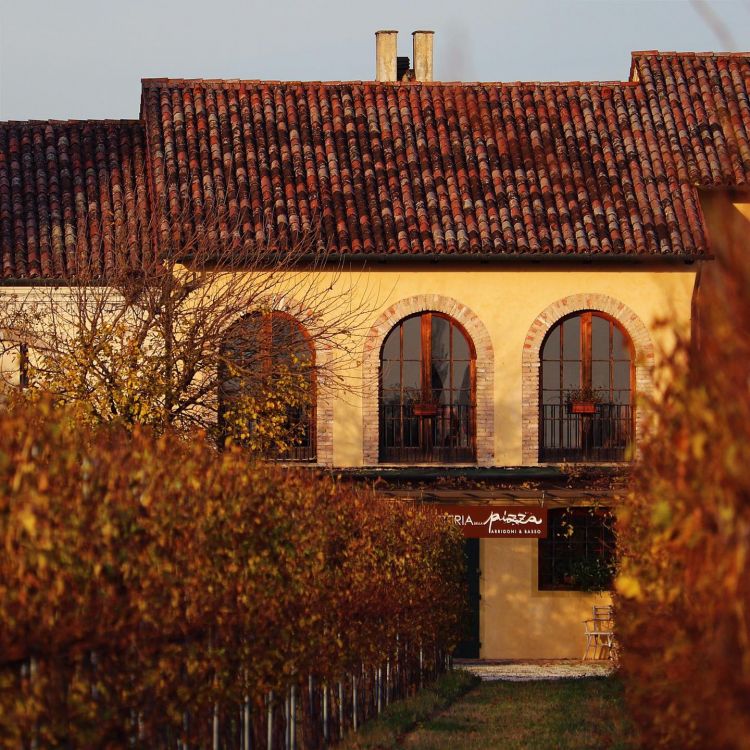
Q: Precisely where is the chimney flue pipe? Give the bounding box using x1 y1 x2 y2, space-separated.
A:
375 30 398 82
412 30 434 82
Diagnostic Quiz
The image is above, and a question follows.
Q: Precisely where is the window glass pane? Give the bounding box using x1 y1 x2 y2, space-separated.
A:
402 316 422 360
538 556 553 586
225 314 262 366
453 325 471 361
294 336 312 364
602 521 616 546
274 348 292 367
381 389 400 406
402 361 421 392
592 361 610 394
431 316 450 360
272 315 292 343
565 515 588 542
221 375 241 397
382 361 400 390
542 325 560 360
613 325 630 360
382 325 400 361
455 388 471 405
243 313 265 338
542 360 560 392
562 316 581 359
434 387 451 405
431 360 450 392
614 361 631 391
542 415 556 445
538 508 616 590
272 317 311 366
591 315 610 360
546 416 560 447
232 342 260 370
563 361 581 392
452 360 470 391
404 418 419 446
271 315 292 347
561 427 581 450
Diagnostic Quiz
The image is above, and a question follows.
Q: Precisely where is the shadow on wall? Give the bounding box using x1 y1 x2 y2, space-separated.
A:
493 387 519 465
694 188 750 348
332 387 363 466
481 538 610 659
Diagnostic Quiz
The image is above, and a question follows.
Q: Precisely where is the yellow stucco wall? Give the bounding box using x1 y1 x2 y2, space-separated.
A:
480 537 612 660
0 263 697 660
0 345 22 387
325 264 696 467
322 264 692 659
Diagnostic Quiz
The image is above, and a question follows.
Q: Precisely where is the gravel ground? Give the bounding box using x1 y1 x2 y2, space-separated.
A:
456 660 615 682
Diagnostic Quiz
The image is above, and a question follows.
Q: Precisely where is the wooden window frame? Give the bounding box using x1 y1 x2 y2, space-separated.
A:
219 311 317 461
539 311 635 463
538 507 616 592
378 311 477 464
546 311 635 404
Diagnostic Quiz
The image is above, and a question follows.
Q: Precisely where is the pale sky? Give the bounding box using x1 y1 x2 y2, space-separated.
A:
0 0 748 121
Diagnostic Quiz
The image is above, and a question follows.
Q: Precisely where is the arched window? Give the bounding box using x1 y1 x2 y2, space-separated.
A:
380 312 476 463
540 311 633 462
219 312 316 461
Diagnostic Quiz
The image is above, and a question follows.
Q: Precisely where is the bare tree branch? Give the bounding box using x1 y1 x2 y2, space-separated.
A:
0 197 381 456
690 0 737 50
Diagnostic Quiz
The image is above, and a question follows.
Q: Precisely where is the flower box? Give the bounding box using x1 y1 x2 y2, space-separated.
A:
412 402 438 417
568 401 598 415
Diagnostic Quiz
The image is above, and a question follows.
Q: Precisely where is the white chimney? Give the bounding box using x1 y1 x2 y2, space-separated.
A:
412 30 434 82
375 30 398 82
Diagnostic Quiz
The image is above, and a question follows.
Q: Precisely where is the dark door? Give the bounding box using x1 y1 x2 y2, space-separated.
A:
454 538 481 658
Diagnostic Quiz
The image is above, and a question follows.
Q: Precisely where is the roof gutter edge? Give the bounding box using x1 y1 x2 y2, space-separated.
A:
0 252 710 284
302 252 710 266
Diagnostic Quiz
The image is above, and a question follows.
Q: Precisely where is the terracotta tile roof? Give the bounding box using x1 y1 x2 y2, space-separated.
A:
631 52 750 188
0 120 151 279
2 52 749 278
141 67 747 259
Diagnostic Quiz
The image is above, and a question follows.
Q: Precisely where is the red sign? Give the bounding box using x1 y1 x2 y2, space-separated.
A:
436 505 548 538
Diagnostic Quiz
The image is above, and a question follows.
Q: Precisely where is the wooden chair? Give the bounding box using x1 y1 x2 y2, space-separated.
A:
583 605 615 660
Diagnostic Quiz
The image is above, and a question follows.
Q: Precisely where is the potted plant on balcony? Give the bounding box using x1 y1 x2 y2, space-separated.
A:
566 387 601 415
403 390 438 417
412 399 438 417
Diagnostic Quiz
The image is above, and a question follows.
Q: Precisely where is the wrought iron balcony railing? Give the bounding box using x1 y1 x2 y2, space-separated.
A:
273 405 317 462
540 403 633 463
379 402 476 463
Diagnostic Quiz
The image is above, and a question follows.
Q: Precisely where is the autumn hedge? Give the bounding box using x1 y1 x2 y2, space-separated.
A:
615 210 750 749
0 399 464 748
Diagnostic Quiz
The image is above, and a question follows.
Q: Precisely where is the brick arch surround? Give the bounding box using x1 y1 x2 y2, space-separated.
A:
362 295 494 465
272 296 335 467
521 294 655 465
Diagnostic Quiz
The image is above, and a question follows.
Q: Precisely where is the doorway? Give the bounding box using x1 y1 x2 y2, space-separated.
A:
454 538 481 658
